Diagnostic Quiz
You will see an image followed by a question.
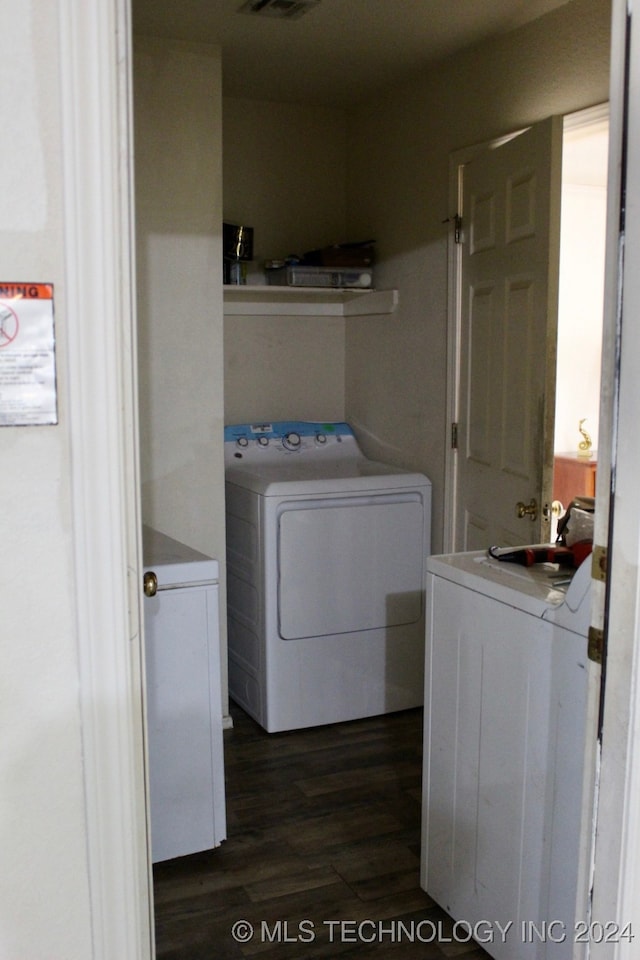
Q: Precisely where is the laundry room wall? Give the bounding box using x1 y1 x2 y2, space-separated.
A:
223 313 346 424
134 38 225 556
134 38 229 701
223 98 349 270
344 0 612 553
222 99 350 425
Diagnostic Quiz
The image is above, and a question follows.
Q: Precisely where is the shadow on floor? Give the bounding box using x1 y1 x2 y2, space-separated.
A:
153 704 491 959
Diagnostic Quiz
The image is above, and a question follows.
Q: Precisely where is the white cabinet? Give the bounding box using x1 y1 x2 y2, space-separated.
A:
421 553 590 960
143 527 226 863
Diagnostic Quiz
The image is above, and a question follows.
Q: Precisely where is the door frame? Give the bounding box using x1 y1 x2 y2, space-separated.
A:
586 1 640 951
60 0 153 956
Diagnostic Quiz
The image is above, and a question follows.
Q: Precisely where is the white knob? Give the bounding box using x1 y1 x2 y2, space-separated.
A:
236 436 249 448
283 432 301 450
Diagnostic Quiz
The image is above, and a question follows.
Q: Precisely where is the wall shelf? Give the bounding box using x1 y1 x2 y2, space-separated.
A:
223 285 398 317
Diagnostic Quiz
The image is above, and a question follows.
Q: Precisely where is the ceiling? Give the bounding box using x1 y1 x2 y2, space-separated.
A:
132 0 574 108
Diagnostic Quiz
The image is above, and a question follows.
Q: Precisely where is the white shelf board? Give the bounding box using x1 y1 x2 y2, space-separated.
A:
223 285 397 317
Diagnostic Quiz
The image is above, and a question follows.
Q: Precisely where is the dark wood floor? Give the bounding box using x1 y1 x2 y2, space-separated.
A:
153 704 492 959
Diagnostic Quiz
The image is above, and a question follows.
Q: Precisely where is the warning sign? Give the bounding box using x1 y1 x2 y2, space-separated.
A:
0 283 58 426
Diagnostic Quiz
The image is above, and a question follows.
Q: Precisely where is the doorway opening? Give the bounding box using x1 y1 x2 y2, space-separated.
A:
552 106 609 528
444 104 609 552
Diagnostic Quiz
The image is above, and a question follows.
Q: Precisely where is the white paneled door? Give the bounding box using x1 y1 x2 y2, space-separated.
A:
454 117 563 550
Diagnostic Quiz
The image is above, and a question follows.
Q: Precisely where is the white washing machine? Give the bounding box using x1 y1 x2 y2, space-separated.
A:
421 550 592 959
224 420 432 732
142 526 226 862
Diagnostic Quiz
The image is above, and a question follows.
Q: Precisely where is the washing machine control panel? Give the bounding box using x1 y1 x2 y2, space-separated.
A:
224 420 358 462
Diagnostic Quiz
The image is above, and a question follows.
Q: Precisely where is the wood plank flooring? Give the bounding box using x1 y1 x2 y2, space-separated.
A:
153 704 492 960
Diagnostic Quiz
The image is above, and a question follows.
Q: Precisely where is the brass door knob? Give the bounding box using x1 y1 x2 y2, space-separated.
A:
516 498 538 521
143 571 158 598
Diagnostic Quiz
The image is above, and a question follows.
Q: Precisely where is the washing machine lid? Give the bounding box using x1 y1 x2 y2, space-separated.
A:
426 549 589 623
142 525 219 587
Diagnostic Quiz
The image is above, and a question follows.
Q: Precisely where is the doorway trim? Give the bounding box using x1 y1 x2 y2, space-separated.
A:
586 1 640 948
59 0 153 956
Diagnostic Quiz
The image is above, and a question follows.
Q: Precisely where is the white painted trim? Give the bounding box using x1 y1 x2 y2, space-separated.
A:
570 40 623 960
563 102 610 133
588 2 640 954
59 1 152 957
442 156 465 553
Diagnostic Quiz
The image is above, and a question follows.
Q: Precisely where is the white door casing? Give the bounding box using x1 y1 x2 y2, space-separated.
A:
586 1 640 954
60 0 153 956
448 117 563 551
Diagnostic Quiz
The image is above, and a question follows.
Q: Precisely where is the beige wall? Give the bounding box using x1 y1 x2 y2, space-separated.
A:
1 2 95 956
223 98 348 273
224 314 345 424
345 0 612 550
134 38 229 708
135 38 225 558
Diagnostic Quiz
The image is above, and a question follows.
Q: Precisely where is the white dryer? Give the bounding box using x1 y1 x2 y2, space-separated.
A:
224 420 432 732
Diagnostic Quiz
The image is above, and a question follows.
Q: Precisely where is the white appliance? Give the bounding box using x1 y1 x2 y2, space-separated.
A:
142 526 226 863
224 420 432 732
421 550 592 960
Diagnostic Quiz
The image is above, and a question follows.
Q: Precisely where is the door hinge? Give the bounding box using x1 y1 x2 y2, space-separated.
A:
591 544 608 583
588 626 605 665
451 422 459 449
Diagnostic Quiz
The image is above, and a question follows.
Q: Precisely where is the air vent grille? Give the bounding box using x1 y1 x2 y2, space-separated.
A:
238 0 320 20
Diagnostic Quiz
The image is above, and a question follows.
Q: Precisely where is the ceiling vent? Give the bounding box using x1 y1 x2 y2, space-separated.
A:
238 0 320 20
